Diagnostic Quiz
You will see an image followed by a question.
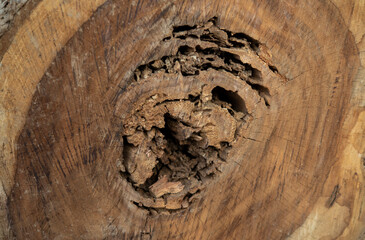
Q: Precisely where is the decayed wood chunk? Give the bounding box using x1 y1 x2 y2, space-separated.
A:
149 175 184 198
123 141 158 186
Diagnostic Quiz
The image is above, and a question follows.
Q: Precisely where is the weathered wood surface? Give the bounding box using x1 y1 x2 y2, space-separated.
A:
0 0 364 239
0 0 27 37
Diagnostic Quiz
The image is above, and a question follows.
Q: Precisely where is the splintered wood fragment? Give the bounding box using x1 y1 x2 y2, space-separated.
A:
165 195 184 210
149 175 184 198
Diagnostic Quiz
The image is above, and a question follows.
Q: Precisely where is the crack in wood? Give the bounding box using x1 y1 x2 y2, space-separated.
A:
327 184 340 208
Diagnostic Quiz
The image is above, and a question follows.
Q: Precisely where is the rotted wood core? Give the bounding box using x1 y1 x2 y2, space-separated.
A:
116 18 284 214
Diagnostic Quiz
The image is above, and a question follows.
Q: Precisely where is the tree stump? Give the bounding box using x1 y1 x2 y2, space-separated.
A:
0 0 364 239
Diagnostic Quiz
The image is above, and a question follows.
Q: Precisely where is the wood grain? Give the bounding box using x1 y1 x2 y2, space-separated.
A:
0 0 364 239
0 0 107 238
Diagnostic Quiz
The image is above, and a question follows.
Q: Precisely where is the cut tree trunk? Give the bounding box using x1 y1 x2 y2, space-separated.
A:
0 0 364 239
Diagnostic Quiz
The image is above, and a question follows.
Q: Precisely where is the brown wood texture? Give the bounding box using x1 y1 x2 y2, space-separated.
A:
0 0 364 239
